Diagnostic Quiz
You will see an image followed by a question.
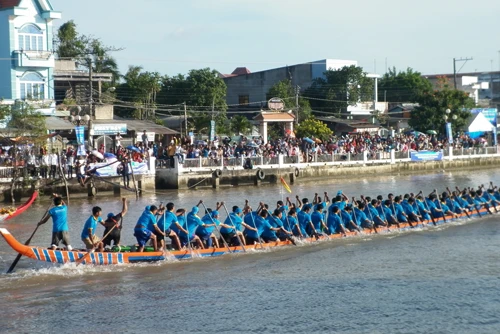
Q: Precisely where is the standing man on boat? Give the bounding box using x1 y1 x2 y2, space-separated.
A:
102 197 128 249
134 206 158 252
81 206 104 252
38 194 73 251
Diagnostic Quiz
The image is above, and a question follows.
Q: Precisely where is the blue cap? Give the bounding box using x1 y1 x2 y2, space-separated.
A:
211 210 219 217
145 205 150 211
107 213 114 218
191 206 199 214
233 207 242 214
337 190 342 196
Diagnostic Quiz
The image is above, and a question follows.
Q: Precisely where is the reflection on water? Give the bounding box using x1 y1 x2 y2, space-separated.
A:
1 168 500 333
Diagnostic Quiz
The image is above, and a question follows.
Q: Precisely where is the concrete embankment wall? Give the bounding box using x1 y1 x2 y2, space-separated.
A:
0 174 156 202
156 156 500 190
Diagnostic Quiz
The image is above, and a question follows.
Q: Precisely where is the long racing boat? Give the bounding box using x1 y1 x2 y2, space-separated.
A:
0 201 496 266
0 191 38 223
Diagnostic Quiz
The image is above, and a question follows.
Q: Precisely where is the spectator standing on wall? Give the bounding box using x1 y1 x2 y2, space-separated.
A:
142 130 149 149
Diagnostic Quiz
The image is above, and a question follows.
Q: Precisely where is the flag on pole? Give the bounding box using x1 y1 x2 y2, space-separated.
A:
280 176 292 193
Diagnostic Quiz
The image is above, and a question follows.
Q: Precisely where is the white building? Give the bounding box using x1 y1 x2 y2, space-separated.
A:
0 0 61 104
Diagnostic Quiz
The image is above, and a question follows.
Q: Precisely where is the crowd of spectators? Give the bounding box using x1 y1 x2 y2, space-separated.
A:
151 131 494 167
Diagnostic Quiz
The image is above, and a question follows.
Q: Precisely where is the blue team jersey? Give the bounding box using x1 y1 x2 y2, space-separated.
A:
330 201 346 213
340 210 353 225
173 215 185 234
297 211 311 235
416 200 430 220
182 212 202 238
326 213 342 234
245 215 266 239
81 215 103 239
394 203 407 221
49 205 68 232
310 211 324 230
221 213 242 234
353 208 367 227
401 200 415 216
197 215 218 236
286 216 299 233
261 218 277 239
157 211 178 232
135 209 157 232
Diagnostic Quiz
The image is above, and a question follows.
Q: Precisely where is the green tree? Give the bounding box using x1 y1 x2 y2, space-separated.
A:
295 118 332 140
230 115 252 135
304 65 373 116
409 77 475 134
266 79 312 120
55 21 121 86
116 66 162 119
55 20 84 59
378 67 433 103
159 68 228 134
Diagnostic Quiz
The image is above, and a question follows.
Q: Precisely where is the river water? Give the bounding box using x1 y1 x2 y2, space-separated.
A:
1 168 500 333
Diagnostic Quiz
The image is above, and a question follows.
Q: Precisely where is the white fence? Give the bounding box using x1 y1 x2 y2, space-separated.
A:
175 146 499 174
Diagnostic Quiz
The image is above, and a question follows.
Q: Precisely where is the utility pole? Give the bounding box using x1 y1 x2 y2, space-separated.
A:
295 85 300 124
453 57 473 89
88 59 93 149
183 102 188 138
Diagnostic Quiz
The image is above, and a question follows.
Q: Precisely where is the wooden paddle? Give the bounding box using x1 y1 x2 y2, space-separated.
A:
7 201 53 274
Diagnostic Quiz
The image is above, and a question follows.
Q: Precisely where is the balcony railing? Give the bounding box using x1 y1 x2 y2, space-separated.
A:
14 50 55 68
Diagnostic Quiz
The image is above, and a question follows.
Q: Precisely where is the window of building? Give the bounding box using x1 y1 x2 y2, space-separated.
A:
20 72 45 100
18 24 44 51
239 95 249 106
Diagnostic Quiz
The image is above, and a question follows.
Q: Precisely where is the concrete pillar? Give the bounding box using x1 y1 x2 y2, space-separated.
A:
212 175 220 189
148 156 156 175
390 149 395 164
448 146 453 161
363 150 368 163
278 154 283 168
174 156 182 174
285 121 294 134
260 121 268 144
199 156 202 168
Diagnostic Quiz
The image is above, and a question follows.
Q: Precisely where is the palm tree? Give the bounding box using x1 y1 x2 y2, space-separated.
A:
230 115 252 135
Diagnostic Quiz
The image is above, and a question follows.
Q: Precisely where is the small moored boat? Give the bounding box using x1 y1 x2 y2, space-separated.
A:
0 191 38 223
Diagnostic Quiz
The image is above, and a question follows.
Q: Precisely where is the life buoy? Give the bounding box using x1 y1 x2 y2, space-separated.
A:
256 169 265 180
294 167 299 177
213 169 222 178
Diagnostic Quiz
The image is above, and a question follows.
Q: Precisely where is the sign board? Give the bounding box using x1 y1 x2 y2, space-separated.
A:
410 151 443 162
209 120 216 141
268 97 285 111
92 123 127 135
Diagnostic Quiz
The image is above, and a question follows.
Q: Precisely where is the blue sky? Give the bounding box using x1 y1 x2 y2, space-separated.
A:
50 0 500 77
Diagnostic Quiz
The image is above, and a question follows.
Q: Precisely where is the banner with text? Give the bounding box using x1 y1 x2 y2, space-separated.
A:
410 150 443 162
75 126 86 156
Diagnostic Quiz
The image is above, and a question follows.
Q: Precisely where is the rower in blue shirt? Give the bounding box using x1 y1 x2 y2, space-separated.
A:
298 204 313 237
134 205 159 252
326 206 346 235
353 201 375 231
310 204 328 235
383 200 400 228
197 210 221 248
262 209 289 242
38 194 73 251
244 209 266 245
393 196 410 225
221 205 250 246
156 202 187 250
341 205 360 232
367 198 387 227
181 206 205 249
415 195 431 221
286 208 302 237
